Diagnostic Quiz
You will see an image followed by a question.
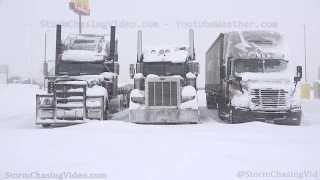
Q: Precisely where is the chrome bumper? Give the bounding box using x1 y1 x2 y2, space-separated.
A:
129 108 199 124
36 94 105 125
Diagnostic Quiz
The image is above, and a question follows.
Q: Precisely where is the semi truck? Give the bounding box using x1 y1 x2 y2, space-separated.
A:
205 31 302 125
36 25 126 127
128 29 200 124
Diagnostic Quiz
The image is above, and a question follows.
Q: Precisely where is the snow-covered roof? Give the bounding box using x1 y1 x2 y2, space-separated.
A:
134 73 145 79
224 31 288 60
186 72 196 79
142 45 190 63
101 72 117 79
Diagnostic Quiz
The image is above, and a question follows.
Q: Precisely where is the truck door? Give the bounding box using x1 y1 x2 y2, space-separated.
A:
222 58 232 102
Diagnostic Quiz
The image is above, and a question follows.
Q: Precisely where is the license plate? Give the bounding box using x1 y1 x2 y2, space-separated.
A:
265 120 274 124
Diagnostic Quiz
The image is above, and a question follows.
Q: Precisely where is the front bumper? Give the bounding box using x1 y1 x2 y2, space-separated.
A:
232 107 302 125
129 108 199 124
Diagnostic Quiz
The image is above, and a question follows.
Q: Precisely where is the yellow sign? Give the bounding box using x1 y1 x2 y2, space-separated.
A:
71 0 89 9
70 0 90 16
300 83 310 99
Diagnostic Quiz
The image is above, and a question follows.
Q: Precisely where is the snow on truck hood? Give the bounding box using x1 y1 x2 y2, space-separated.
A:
236 71 294 91
55 75 104 84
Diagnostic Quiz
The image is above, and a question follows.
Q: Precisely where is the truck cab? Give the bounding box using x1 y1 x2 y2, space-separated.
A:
206 31 302 125
128 29 200 124
36 25 123 127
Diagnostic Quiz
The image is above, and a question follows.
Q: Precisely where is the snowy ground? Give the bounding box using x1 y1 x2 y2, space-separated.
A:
0 84 319 180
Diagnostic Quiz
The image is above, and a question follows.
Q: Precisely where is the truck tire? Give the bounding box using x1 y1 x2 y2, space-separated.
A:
228 108 234 124
218 103 225 120
104 101 109 120
207 100 217 109
42 124 51 128
206 94 217 109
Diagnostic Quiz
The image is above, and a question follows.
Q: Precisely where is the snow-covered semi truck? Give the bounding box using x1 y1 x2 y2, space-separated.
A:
205 31 302 125
128 29 200 124
36 25 125 127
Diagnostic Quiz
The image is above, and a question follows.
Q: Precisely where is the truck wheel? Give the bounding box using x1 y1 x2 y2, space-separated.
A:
42 124 51 128
207 100 217 109
218 103 225 120
104 101 109 120
228 108 236 124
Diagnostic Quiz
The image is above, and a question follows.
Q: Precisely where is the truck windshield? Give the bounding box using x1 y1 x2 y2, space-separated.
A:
64 35 103 51
234 59 287 73
143 62 187 77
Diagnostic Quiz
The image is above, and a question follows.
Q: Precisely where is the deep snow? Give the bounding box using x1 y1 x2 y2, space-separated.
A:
0 84 319 180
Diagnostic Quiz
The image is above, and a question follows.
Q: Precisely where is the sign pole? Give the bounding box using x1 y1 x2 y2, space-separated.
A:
304 24 307 83
79 14 82 33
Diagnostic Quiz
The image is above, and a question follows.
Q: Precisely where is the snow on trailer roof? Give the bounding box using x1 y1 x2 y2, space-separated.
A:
142 45 191 63
224 31 288 60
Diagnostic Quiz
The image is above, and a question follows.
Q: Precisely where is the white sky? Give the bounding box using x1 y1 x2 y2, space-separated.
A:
0 0 319 87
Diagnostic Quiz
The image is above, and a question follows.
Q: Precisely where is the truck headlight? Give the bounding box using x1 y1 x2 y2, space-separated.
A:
41 98 53 106
181 96 195 103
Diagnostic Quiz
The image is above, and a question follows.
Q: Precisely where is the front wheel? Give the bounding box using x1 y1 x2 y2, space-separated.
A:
228 108 234 124
42 124 51 128
218 103 225 121
104 101 109 120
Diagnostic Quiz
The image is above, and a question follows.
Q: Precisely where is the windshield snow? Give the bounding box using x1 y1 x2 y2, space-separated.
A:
63 35 104 51
234 59 287 73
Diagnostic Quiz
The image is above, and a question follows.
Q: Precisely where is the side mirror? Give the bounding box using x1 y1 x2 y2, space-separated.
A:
294 66 302 82
129 64 135 79
235 76 242 82
297 66 302 78
294 77 301 82
220 66 226 79
193 62 200 75
114 63 120 75
43 62 48 75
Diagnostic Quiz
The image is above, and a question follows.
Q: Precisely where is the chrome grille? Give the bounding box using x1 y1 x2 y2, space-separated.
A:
251 89 288 109
54 84 86 109
148 81 178 107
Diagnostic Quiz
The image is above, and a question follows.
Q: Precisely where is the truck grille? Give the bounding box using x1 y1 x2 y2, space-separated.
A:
148 81 178 107
54 84 86 108
251 89 288 109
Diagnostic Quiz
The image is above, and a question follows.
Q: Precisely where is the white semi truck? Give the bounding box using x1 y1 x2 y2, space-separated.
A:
128 29 200 124
205 31 302 125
